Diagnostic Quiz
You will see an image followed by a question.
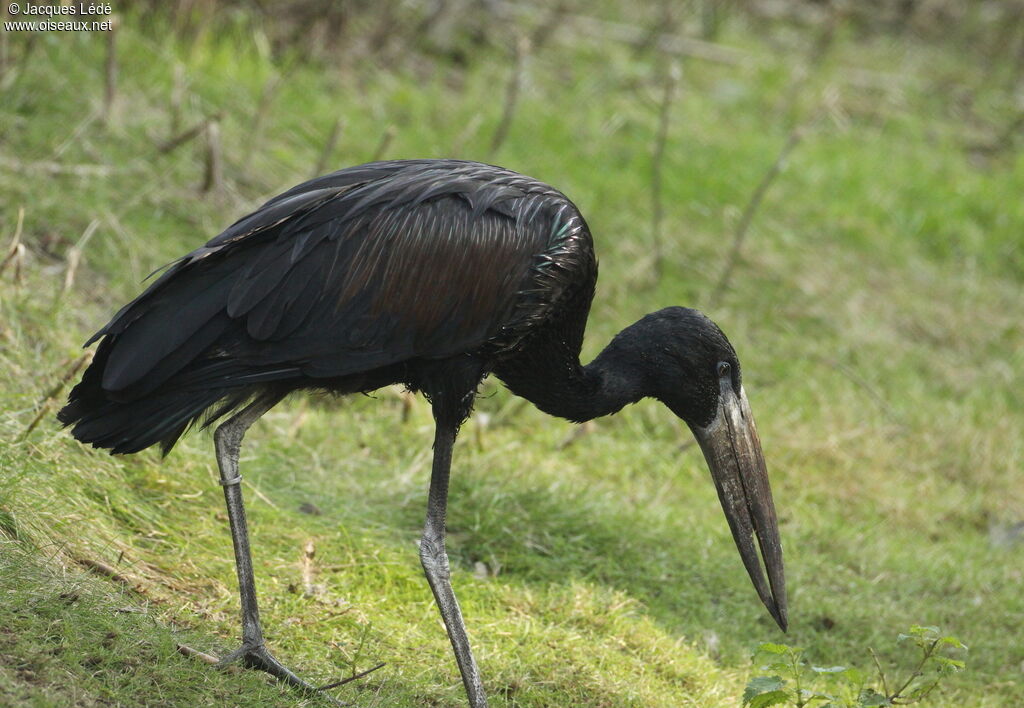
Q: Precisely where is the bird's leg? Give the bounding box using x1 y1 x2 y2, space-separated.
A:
212 394 333 699
420 419 488 708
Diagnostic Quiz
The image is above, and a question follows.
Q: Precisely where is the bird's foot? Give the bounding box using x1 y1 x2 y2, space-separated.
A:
216 641 350 706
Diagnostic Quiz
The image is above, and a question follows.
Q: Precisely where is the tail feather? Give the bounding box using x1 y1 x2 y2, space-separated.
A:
60 386 228 455
57 337 296 455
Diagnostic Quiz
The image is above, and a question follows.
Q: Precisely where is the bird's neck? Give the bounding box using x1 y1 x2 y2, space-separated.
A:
493 332 646 423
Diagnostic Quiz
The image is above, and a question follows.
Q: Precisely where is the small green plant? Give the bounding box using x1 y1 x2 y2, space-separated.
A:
743 626 967 707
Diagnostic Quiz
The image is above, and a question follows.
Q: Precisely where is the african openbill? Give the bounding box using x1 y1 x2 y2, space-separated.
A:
59 159 786 707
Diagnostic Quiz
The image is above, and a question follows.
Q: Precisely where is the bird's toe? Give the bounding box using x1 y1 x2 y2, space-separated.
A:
216 642 351 706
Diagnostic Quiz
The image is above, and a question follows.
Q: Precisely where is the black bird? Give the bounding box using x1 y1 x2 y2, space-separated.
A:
59 159 786 706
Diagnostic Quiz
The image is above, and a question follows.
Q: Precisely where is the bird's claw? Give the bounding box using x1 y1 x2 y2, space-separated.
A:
216 641 351 706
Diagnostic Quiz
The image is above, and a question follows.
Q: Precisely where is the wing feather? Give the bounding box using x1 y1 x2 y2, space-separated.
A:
91 160 595 395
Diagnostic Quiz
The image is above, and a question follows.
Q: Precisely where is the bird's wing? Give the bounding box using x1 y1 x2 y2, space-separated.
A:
92 161 594 394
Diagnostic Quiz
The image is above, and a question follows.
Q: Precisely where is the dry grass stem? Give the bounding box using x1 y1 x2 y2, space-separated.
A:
301 539 318 596
287 405 309 438
492 398 530 428
474 411 490 451
776 6 839 124
76 557 133 586
319 662 386 691
245 73 284 169
23 352 94 437
158 113 223 155
0 156 120 178
103 17 119 123
61 219 101 296
169 62 186 135
558 420 595 450
710 120 812 306
400 390 415 423
650 60 680 282
371 125 396 162
488 35 529 159
176 644 220 665
491 0 747 66
52 109 101 159
815 354 900 424
314 117 346 177
0 3 8 80
530 2 569 53
201 119 223 194
1 206 25 283
241 477 278 510
450 113 484 156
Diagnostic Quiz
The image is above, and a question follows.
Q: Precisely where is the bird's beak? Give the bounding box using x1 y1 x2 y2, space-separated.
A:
689 380 787 631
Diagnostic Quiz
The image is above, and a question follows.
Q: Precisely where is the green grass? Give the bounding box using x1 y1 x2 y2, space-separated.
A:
1 6 1022 706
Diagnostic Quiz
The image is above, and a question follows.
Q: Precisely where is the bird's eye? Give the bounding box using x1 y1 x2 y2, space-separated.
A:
716 361 731 378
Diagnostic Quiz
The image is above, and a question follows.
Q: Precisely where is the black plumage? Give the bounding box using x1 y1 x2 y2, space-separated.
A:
58 159 786 707
61 160 595 454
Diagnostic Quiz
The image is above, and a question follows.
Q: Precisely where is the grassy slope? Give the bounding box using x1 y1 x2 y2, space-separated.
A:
1 9 1022 707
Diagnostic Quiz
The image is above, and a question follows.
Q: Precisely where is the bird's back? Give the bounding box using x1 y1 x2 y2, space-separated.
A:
59 160 597 453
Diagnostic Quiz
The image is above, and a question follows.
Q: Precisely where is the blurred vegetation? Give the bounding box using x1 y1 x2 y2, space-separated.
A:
1 0 1022 706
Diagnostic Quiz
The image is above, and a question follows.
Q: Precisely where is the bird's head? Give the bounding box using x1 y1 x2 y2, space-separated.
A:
617 307 788 631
